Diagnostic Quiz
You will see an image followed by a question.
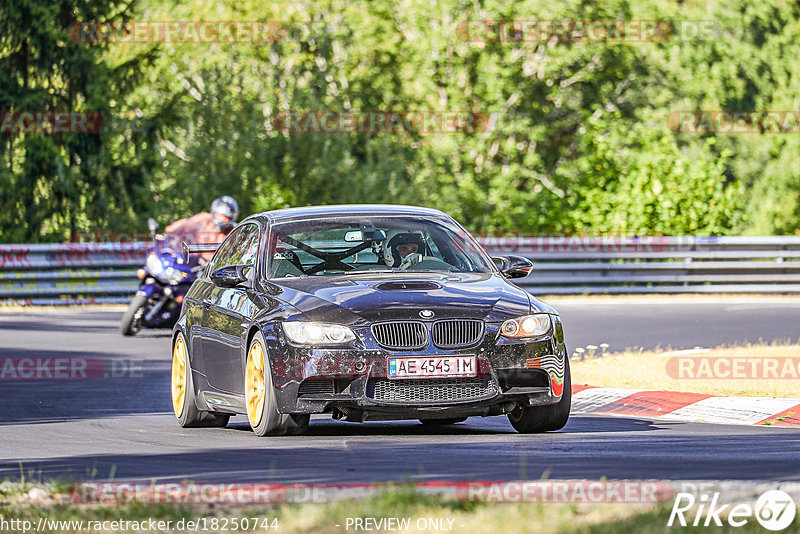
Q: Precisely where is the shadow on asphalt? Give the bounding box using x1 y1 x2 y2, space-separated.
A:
227 420 513 436
0 347 170 425
0 318 113 333
0 321 173 337
0 311 171 337
0 310 122 326
130 332 173 338
224 414 663 436
3 418 799 484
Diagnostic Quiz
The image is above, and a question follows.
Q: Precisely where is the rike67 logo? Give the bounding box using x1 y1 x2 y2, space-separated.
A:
669 490 796 531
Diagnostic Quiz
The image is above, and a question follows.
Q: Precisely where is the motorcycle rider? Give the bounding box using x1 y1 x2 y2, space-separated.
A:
165 196 239 261
121 196 239 336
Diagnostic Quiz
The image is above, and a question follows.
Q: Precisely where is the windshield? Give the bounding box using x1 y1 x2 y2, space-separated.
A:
266 215 493 278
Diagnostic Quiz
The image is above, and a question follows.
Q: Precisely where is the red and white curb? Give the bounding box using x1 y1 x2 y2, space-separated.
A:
571 385 800 427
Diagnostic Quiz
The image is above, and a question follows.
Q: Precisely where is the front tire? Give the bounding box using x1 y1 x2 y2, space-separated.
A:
246 332 309 436
172 332 230 428
120 293 147 336
507 357 571 434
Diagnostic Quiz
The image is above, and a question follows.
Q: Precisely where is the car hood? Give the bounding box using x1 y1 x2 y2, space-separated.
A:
272 272 543 325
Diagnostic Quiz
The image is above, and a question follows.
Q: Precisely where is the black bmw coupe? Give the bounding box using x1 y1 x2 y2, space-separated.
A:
171 205 570 435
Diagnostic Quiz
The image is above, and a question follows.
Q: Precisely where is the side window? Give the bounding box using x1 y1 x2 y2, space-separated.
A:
227 224 260 266
205 227 241 276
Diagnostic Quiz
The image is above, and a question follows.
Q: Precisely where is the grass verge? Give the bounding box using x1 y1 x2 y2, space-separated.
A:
571 342 800 398
3 481 792 534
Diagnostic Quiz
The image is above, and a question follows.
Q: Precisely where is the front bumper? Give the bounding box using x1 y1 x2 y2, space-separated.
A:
263 317 567 419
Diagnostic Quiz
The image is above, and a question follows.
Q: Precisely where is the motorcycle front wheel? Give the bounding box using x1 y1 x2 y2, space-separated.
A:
120 293 147 336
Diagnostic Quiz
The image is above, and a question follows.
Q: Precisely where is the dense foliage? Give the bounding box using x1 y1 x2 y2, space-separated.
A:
1 0 799 242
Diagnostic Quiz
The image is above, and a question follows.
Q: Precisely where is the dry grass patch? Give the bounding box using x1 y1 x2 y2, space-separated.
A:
571 343 800 398
0 481 664 534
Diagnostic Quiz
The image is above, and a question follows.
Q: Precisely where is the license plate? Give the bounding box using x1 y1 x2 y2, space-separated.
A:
387 356 477 379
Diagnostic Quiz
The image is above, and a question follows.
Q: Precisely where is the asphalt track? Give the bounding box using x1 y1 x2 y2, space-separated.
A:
1 297 799 484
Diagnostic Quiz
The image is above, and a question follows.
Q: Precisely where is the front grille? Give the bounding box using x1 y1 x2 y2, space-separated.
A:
432 320 484 348
368 377 497 404
371 321 428 350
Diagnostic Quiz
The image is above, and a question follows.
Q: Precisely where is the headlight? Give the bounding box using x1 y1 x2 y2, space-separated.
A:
282 322 357 346
145 253 163 276
161 267 185 285
500 314 552 338
146 254 185 284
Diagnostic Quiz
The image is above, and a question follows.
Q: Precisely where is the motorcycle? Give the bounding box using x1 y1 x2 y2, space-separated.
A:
120 218 201 336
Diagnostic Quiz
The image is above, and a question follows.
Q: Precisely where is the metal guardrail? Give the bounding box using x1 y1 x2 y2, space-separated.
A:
480 236 800 294
0 243 147 305
1 236 800 305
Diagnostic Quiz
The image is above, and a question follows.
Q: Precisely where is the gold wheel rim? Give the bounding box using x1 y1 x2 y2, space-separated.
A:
246 340 266 427
171 335 188 418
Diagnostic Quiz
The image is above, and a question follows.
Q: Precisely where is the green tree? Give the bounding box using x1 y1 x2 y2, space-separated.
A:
4 0 800 241
0 0 158 242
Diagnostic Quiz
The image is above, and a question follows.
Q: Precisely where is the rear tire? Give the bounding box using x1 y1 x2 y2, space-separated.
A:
172 332 230 428
120 293 147 336
507 357 571 434
246 332 309 436
420 417 467 425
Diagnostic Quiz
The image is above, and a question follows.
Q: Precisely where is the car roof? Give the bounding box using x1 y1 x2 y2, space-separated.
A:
248 204 449 224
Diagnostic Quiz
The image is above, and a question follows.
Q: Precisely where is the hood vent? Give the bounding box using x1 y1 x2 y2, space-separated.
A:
375 281 441 291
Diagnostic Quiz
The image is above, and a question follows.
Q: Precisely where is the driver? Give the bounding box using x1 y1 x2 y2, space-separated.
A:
384 232 425 268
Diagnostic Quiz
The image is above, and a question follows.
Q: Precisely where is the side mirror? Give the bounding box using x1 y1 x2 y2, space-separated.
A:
147 218 159 234
492 255 533 279
211 265 252 288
